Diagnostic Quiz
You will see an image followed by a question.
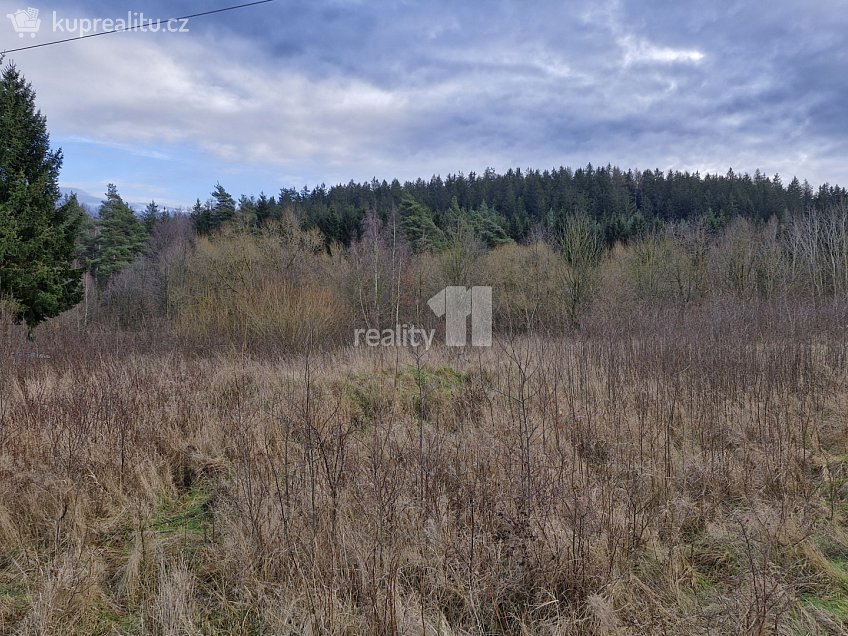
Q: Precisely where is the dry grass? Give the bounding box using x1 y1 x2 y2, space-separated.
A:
1 303 848 635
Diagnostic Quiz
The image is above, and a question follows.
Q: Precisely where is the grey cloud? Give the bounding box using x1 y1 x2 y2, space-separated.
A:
5 0 847 191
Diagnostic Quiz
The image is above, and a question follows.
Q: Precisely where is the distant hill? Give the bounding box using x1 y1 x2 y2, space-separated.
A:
60 188 103 213
60 188 149 215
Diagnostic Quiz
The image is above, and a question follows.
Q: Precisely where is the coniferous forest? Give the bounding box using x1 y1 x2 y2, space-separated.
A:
188 166 848 247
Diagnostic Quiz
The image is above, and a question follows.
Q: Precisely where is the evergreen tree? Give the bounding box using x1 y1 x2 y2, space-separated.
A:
90 184 147 285
235 195 258 230
190 198 211 233
254 192 275 225
185 163 847 246
142 201 160 233
0 63 83 337
470 202 512 248
75 201 98 270
190 184 236 234
211 183 236 228
399 195 446 252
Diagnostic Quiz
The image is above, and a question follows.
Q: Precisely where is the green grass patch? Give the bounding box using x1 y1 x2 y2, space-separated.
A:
406 366 472 425
0 582 29 599
95 604 143 635
692 571 716 593
0 580 31 617
154 485 213 538
812 535 848 588
803 593 848 622
345 376 388 426
407 365 470 389
342 365 473 427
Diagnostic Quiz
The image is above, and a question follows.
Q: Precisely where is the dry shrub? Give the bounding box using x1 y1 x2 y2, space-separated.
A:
60 206 848 353
599 226 708 307
478 241 571 333
173 225 351 351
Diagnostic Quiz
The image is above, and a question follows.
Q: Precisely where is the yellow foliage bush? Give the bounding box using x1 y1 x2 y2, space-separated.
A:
173 226 351 350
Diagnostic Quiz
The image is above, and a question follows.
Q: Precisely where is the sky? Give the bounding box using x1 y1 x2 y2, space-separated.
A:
2 0 847 209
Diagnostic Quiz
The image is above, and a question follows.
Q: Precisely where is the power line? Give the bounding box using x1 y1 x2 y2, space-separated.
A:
2 0 276 55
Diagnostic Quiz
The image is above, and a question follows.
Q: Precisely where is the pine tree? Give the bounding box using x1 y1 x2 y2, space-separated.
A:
75 200 98 270
0 63 83 337
211 183 236 229
235 195 257 230
255 192 274 225
191 185 236 234
399 195 446 252
471 202 512 248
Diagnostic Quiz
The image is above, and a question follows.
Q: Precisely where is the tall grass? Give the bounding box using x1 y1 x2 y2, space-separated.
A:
2 304 848 634
2 207 848 633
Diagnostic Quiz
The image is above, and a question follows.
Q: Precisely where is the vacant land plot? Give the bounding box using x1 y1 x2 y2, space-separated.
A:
2 312 848 635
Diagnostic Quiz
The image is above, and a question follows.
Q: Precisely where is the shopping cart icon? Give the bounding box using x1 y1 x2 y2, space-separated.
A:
6 8 42 38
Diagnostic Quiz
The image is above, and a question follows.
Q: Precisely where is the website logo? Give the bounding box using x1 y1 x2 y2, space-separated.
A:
428 286 493 347
354 286 493 350
4 7 191 41
6 8 41 38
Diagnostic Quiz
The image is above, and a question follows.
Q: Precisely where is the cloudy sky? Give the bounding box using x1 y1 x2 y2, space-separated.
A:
2 0 846 208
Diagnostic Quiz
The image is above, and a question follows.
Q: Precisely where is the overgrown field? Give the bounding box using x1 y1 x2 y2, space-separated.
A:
2 307 848 634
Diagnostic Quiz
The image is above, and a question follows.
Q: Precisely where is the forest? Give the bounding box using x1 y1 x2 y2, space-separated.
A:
186 165 847 247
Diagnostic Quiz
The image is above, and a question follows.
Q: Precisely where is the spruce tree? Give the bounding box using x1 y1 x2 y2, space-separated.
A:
141 201 160 233
0 62 83 337
190 185 236 234
90 184 147 285
190 198 211 233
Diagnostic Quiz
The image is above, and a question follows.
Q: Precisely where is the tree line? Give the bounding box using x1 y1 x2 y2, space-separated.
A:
190 166 847 247
3 59 848 339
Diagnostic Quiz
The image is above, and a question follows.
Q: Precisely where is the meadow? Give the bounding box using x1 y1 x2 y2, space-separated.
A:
2 212 848 635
